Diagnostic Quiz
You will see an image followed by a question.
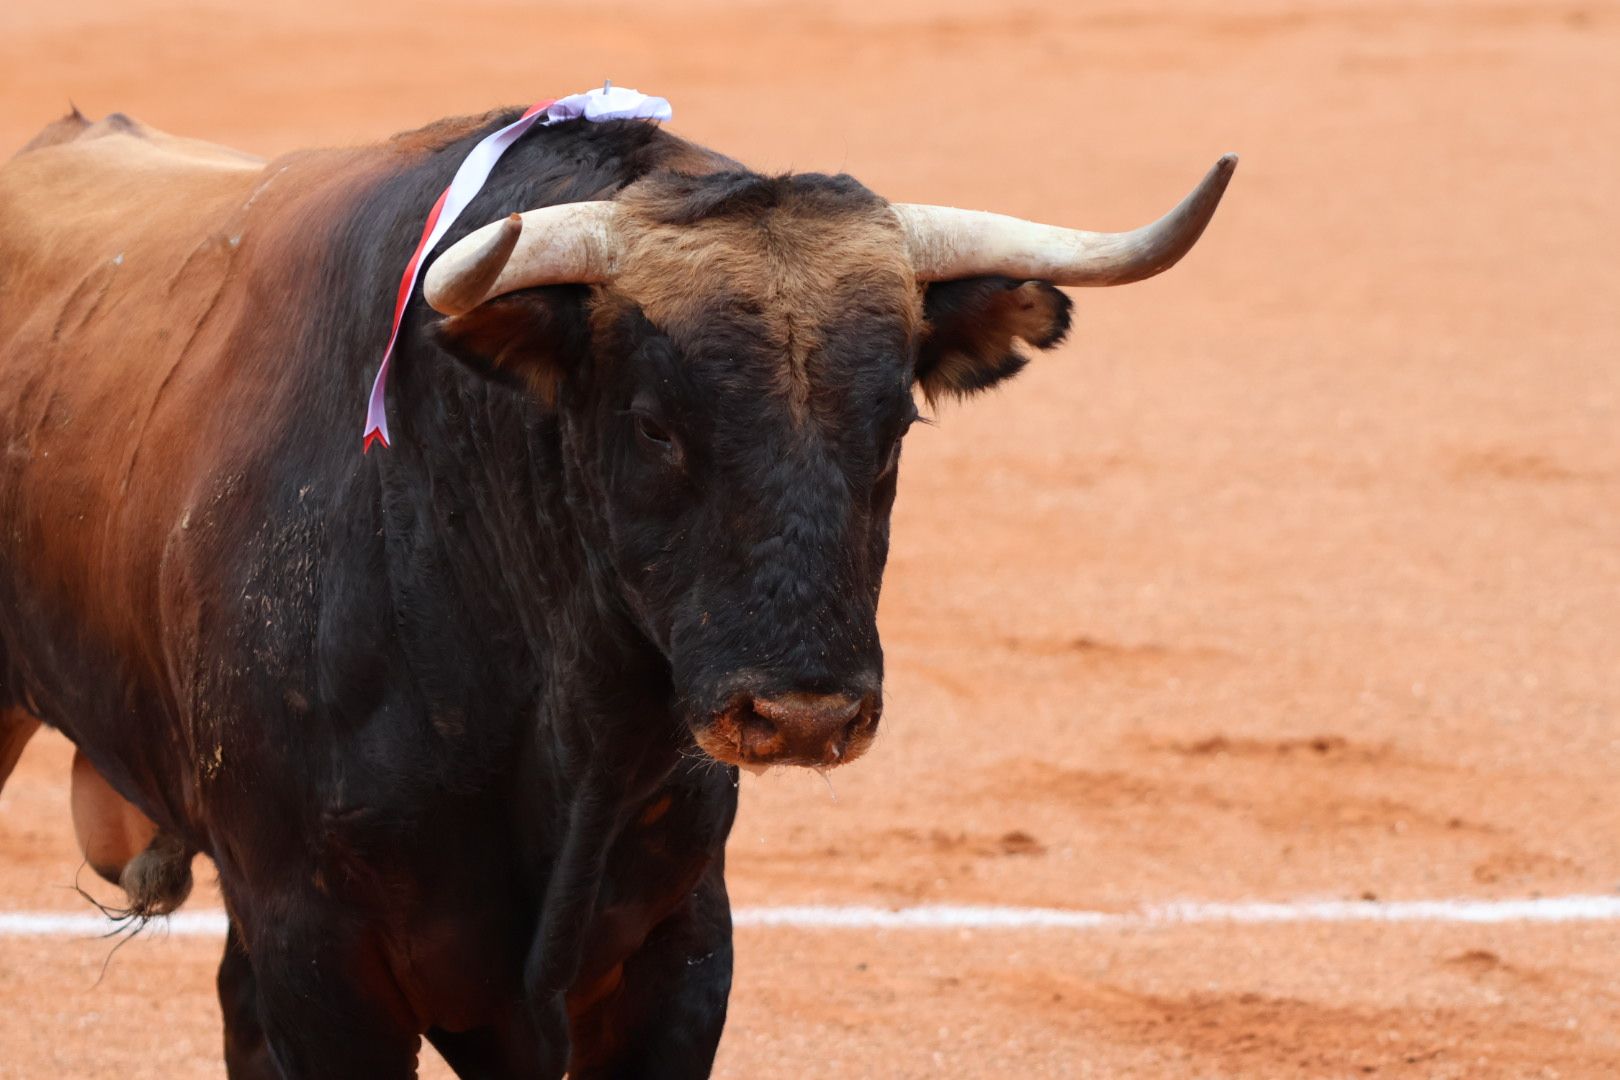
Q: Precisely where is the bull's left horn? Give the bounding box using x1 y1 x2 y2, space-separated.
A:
424 201 621 315
893 153 1237 286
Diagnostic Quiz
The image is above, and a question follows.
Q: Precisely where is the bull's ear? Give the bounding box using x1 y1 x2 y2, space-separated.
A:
430 286 589 406
915 277 1073 403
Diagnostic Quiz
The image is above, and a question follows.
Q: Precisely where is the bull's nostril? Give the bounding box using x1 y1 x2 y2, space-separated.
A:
844 712 878 744
751 693 862 726
740 713 777 755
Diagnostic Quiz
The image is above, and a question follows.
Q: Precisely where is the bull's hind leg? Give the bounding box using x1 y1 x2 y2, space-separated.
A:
237 898 422 1079
425 1016 549 1080
0 708 40 794
566 865 733 1080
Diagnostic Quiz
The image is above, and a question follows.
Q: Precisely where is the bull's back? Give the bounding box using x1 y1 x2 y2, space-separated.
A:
0 115 276 700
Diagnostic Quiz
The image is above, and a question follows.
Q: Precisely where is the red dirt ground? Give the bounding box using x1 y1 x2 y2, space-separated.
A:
2 0 1618 1076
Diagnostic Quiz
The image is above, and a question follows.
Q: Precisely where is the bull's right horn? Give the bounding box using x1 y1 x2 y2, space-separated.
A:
893 153 1237 286
424 201 622 316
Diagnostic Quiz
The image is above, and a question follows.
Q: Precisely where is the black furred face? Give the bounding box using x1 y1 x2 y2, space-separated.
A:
572 299 915 767
434 169 1073 768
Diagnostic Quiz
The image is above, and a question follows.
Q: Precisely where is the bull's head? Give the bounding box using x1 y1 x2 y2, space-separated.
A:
427 155 1236 769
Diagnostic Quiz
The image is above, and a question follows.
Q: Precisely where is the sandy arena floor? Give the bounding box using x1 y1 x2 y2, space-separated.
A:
2 0 1618 1076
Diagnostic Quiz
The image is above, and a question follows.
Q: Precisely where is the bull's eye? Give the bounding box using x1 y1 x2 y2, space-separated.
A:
631 410 681 466
635 414 672 447
877 409 918 480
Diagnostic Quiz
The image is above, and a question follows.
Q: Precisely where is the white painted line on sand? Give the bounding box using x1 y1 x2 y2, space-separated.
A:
734 896 1620 928
4 895 1620 939
0 910 229 937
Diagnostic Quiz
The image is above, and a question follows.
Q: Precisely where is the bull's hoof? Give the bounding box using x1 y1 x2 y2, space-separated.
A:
117 831 194 917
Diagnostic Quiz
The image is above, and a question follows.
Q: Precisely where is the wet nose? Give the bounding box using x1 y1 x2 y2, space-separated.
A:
737 691 880 767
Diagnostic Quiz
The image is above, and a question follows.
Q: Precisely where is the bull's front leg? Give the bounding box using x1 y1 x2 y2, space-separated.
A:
226 892 423 1079
217 919 279 1080
566 861 734 1080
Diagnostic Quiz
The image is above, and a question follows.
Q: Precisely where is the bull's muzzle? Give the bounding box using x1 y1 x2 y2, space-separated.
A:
699 689 881 768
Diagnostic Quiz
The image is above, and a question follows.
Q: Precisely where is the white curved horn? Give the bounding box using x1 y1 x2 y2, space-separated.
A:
424 201 622 316
893 154 1237 286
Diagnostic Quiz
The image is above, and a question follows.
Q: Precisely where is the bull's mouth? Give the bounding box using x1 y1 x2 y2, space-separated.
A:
693 692 881 769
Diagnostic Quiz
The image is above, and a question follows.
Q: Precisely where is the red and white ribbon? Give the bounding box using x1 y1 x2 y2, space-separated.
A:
363 85 672 452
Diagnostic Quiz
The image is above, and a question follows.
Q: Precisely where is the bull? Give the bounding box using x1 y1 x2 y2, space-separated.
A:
0 105 1233 1077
